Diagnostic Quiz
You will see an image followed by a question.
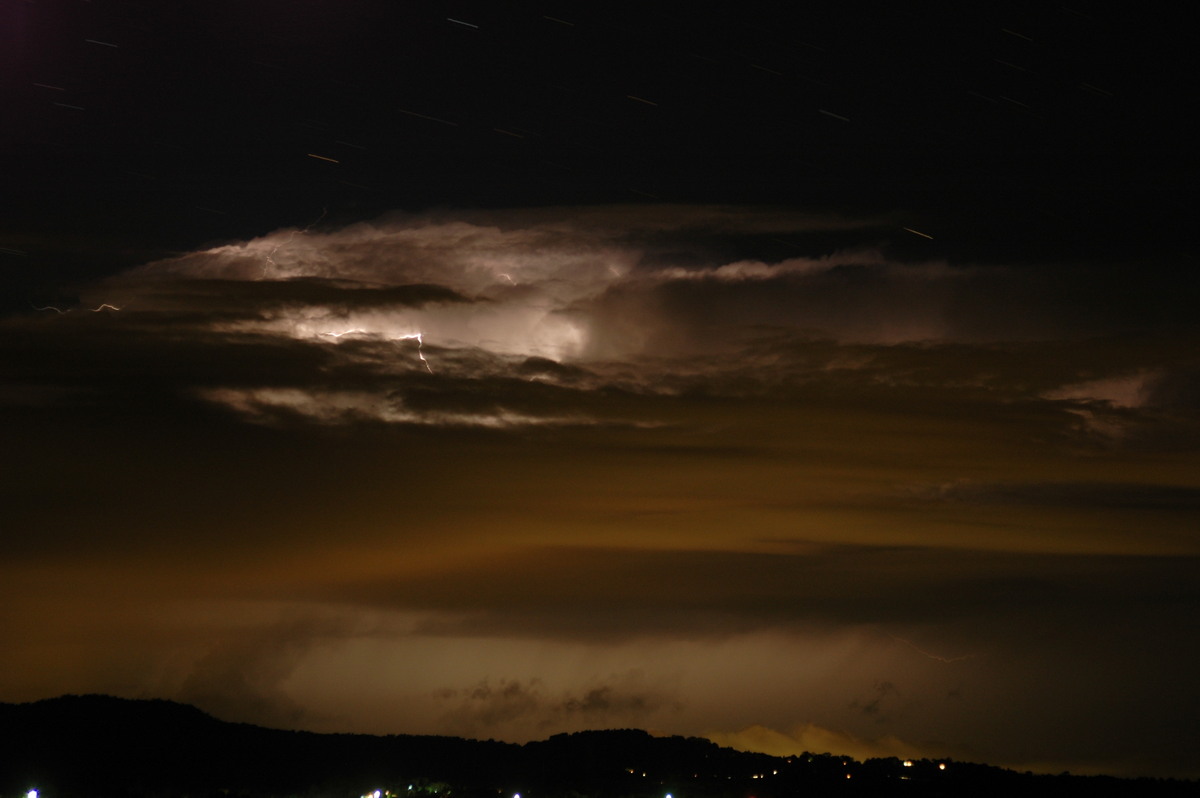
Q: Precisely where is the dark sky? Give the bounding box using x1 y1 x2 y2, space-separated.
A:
3 0 1199 780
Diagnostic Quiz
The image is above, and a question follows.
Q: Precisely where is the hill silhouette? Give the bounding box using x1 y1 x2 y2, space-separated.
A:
1 695 1193 797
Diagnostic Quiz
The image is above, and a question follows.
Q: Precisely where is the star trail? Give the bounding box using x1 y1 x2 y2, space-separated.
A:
2 0 1198 780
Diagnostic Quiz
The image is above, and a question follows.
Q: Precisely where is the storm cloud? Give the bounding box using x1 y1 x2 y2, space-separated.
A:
2 205 1197 778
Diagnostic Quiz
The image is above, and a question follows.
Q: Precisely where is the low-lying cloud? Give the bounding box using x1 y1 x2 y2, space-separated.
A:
434 674 681 740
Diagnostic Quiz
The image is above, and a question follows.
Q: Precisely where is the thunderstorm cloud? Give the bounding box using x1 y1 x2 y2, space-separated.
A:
2 206 1198 778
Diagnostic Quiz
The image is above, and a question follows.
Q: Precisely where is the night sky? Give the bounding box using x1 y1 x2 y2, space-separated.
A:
3 0 1199 780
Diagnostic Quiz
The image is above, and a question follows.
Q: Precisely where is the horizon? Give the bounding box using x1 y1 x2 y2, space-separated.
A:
10 693 1198 783
10 685 1198 780
3 1 1197 782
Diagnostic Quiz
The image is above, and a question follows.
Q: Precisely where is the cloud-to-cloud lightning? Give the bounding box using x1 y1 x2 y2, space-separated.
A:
2 205 1198 780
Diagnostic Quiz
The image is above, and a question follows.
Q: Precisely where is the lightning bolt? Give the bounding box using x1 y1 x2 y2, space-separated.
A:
318 329 433 373
320 328 370 338
890 635 975 663
399 333 433 374
32 303 120 313
261 207 328 278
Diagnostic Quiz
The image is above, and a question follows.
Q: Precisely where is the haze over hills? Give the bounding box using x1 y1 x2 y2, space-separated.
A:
1 696 1194 798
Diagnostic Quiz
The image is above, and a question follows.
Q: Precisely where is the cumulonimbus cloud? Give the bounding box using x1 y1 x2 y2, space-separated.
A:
20 204 1175 432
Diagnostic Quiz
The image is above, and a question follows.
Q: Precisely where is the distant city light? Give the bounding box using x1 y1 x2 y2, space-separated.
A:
903 760 913 767
939 763 947 771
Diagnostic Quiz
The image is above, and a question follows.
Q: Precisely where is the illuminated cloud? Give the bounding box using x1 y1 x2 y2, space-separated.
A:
2 205 1198 778
1043 371 1162 409
18 204 1176 434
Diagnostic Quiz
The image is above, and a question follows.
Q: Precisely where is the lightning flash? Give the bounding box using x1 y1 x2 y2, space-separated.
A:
320 329 433 373
890 635 975 664
33 303 120 313
261 208 328 278
397 333 432 374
